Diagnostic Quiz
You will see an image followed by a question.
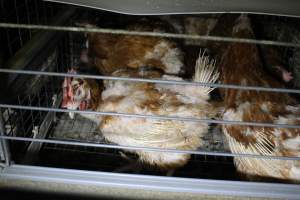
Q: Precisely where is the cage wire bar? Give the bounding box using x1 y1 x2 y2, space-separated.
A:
2 135 300 161
1 68 300 94
1 103 300 129
0 23 300 48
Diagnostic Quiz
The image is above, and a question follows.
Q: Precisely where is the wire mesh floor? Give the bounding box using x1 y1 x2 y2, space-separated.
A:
50 113 103 142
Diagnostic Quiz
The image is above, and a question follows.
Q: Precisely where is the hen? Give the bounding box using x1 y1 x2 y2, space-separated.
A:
62 52 219 169
220 14 300 182
80 20 184 76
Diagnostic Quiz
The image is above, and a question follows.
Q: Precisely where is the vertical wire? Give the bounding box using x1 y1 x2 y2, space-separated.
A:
34 0 40 25
42 1 47 24
2 0 14 58
17 96 26 137
28 95 35 137
24 0 32 39
0 109 11 166
14 0 23 48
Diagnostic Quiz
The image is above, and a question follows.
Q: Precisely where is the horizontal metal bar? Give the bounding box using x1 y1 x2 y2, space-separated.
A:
1 104 300 129
1 68 300 94
2 164 300 199
1 135 300 161
0 23 299 48
44 0 300 18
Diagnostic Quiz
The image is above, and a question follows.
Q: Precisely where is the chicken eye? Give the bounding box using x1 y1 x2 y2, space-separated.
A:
77 89 81 96
72 84 80 92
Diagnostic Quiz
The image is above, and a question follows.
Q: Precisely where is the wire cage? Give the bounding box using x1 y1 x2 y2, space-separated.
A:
0 0 59 60
1 0 300 199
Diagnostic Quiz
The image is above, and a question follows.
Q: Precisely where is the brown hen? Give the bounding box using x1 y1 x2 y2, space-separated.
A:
220 14 300 182
62 53 219 169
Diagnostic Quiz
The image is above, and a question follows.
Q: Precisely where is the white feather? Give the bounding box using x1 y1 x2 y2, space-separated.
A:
156 51 219 104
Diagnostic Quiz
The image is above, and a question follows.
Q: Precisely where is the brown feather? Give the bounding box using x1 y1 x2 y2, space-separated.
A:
87 22 183 75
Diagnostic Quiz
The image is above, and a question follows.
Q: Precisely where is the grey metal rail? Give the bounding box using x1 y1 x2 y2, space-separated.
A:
1 164 300 199
44 0 300 17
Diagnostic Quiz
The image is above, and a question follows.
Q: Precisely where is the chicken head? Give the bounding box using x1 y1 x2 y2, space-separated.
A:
61 69 92 119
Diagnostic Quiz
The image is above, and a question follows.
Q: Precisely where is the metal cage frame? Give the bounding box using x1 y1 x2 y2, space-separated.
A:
1 1 300 199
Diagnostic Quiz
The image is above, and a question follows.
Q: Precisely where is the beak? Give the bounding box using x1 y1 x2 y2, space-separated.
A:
67 103 80 120
69 112 75 119
67 104 80 120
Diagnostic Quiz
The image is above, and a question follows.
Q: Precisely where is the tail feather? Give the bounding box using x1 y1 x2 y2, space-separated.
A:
155 49 219 103
193 50 219 95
